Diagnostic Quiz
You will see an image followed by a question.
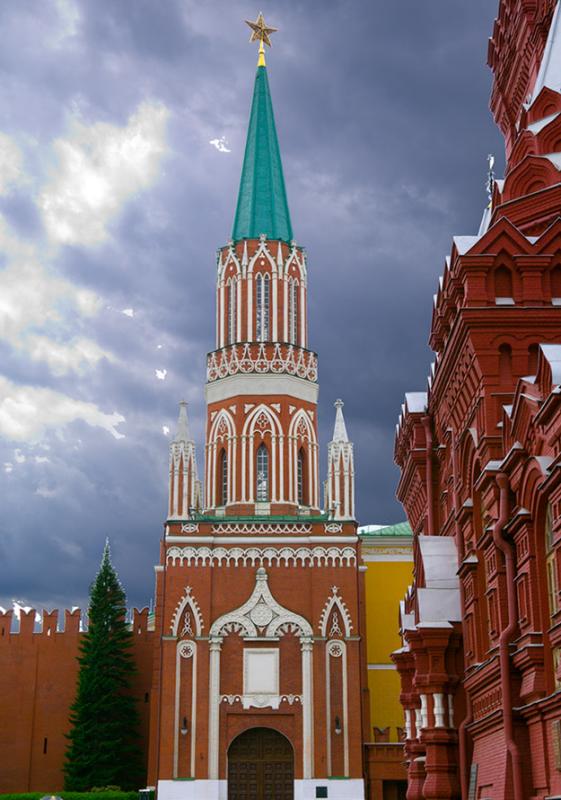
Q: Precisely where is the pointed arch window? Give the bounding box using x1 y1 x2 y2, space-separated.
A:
297 447 306 505
227 278 237 344
256 273 270 341
289 279 298 344
219 450 228 506
256 444 269 502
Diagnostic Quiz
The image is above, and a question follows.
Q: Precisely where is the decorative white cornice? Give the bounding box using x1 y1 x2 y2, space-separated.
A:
167 545 357 568
318 586 353 638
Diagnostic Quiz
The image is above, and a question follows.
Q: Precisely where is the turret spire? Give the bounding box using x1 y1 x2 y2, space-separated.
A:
326 399 355 520
333 399 349 442
233 14 292 243
169 401 201 518
174 399 191 442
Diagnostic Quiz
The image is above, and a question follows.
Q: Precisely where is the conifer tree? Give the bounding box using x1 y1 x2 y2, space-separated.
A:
64 540 144 790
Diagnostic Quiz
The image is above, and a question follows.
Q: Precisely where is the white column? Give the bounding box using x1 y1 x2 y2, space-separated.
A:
300 283 306 347
236 277 242 341
405 708 412 740
283 278 289 341
414 707 422 739
241 435 247 502
247 275 253 341
227 437 233 504
208 637 222 780
434 693 445 727
271 435 277 502
272 274 278 340
301 637 314 778
232 436 237 505
279 435 285 502
248 434 255 502
420 694 428 729
219 283 225 348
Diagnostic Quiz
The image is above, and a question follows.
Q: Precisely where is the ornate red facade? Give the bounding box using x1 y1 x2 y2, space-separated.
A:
394 1 561 797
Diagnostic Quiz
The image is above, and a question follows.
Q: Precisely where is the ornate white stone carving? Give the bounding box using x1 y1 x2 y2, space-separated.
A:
327 640 344 658
206 342 318 383
180 522 199 533
220 693 302 706
325 523 343 533
179 641 195 659
209 567 313 639
329 612 343 637
318 586 353 637
212 522 312 535
181 611 194 638
167 545 357 569
170 586 204 637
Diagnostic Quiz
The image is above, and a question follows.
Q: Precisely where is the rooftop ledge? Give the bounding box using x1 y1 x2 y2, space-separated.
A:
167 513 333 524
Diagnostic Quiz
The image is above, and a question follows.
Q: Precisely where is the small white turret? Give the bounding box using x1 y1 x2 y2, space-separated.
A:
168 401 201 519
325 399 355 520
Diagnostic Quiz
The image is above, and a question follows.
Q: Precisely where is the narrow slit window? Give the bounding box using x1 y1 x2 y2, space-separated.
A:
256 274 270 341
297 448 305 505
256 444 269 502
220 450 228 506
289 279 298 344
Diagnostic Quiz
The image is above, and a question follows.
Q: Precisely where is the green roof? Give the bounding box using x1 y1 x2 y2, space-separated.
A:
358 521 413 538
232 65 293 243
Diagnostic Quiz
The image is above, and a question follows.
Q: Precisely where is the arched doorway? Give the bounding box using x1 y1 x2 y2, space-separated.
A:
227 727 294 800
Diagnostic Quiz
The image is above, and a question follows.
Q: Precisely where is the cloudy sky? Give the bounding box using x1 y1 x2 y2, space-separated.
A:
0 0 504 612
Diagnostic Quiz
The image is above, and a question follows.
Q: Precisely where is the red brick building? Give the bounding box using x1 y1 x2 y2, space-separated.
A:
393 1 561 798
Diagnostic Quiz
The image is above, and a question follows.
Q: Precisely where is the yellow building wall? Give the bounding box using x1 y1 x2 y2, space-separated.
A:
363 555 413 742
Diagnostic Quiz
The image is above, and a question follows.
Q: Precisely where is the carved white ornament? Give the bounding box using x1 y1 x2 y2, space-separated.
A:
329 612 343 638
180 523 199 533
212 522 312 535
327 640 344 658
179 641 195 659
167 546 357 569
170 586 204 637
209 567 313 639
318 586 353 637
207 342 318 383
325 523 343 533
181 611 194 638
220 694 302 708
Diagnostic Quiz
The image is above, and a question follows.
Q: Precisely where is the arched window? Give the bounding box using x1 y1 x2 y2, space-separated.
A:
546 503 559 621
219 450 228 506
227 279 237 344
256 274 270 341
297 448 306 505
499 343 512 383
494 266 513 303
256 444 269 502
289 279 298 344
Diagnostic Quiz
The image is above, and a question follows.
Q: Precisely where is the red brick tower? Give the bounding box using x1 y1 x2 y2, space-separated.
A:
393 1 561 798
147 17 367 800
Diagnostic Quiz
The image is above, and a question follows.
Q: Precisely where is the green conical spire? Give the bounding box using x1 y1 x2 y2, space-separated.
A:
232 63 293 243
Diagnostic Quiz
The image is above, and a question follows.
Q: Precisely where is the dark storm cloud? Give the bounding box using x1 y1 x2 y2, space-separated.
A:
0 0 503 611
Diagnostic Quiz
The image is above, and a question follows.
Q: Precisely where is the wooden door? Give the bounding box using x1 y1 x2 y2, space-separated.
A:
228 727 294 800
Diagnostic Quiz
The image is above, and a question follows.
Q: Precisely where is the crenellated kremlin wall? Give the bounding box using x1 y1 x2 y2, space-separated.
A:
0 607 155 792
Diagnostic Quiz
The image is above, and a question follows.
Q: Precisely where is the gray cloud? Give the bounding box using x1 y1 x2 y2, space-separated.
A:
0 0 504 610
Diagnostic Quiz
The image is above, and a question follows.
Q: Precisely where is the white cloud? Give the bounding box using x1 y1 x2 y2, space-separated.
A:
40 101 170 245
155 368 167 380
162 425 170 436
0 133 25 194
0 376 126 442
122 308 135 318
53 0 80 43
36 485 59 498
0 224 109 374
35 456 51 464
157 344 163 349
13 449 26 464
4 462 13 473
209 136 231 153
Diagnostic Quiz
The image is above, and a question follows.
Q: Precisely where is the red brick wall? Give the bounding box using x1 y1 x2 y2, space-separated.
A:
0 607 154 792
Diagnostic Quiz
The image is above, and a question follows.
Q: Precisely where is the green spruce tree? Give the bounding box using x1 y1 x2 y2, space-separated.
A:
64 540 145 791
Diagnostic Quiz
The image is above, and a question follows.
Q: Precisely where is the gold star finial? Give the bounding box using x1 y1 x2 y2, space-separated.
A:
245 12 278 66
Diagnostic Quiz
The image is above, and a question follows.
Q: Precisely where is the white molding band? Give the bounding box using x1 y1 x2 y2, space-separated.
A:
166 545 357 568
205 373 319 404
165 536 358 545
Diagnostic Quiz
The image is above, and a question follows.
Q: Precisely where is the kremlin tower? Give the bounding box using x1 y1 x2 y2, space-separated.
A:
147 15 367 800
